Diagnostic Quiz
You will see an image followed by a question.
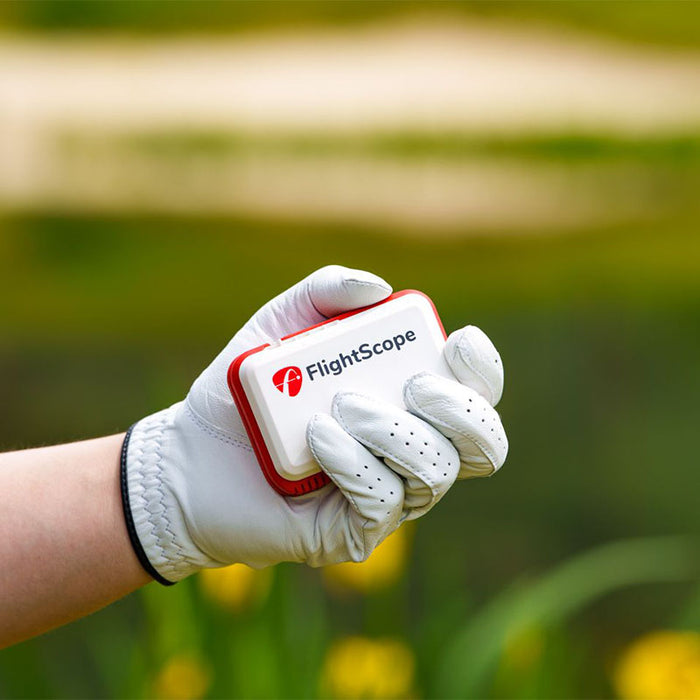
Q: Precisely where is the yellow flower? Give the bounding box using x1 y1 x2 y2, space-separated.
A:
198 563 272 612
614 630 700 700
323 525 412 594
152 653 211 700
321 636 416 699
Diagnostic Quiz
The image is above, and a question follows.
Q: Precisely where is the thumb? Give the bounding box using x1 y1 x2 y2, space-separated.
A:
303 264 393 317
249 265 392 340
188 265 390 434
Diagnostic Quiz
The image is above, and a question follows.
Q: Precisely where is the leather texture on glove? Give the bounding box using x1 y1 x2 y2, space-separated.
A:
123 265 508 583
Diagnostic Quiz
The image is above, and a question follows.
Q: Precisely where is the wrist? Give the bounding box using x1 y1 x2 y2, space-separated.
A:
121 404 209 583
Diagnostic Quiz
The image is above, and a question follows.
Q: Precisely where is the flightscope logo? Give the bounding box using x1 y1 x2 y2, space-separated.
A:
272 329 418 398
272 329 418 397
272 366 303 397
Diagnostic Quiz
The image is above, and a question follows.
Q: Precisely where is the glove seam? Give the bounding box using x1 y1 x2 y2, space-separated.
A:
307 277 390 317
128 407 201 581
139 415 188 568
404 380 500 471
453 337 496 405
406 379 499 466
306 284 325 318
184 399 253 451
345 277 391 289
332 394 440 501
120 425 175 586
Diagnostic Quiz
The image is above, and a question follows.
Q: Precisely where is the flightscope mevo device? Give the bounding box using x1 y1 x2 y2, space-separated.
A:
227 290 453 496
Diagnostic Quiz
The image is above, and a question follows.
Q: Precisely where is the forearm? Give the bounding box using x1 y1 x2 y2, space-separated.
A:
0 434 151 649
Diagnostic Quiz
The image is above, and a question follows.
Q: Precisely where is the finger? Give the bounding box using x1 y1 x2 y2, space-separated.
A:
252 265 393 341
331 393 459 520
444 326 504 406
404 372 508 479
306 413 404 559
305 265 393 317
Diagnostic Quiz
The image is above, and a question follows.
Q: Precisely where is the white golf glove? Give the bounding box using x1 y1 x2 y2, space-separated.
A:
121 265 508 584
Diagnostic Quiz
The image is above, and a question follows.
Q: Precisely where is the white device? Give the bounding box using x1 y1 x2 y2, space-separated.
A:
227 290 453 495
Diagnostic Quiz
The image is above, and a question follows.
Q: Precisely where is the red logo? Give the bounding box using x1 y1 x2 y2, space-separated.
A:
272 366 303 397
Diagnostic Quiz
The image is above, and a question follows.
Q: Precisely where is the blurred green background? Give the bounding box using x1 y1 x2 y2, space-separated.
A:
1 2 699 699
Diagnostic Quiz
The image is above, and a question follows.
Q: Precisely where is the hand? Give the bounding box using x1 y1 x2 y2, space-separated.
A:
122 266 508 583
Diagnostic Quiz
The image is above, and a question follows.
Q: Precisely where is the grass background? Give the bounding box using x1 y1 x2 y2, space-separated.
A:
0 1 699 697
1 206 698 697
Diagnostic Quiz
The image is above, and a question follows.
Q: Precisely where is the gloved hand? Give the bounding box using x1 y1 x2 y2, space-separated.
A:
121 265 508 584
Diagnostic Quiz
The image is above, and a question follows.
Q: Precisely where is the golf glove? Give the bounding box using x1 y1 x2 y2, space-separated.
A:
121 265 508 584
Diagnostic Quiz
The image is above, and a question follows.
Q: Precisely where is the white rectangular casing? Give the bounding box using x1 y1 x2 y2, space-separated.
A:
228 291 452 495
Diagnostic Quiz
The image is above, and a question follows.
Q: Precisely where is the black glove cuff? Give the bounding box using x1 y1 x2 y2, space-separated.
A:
120 424 175 586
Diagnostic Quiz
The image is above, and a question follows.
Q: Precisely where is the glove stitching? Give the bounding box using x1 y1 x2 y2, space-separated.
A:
345 278 390 290
151 416 190 568
307 415 369 560
133 411 190 576
184 401 253 451
152 442 189 569
333 394 440 501
404 381 501 470
306 284 326 319
308 277 389 317
133 433 171 569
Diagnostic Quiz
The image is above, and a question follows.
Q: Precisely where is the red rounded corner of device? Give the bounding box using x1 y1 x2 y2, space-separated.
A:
394 289 447 340
226 289 445 496
227 343 331 497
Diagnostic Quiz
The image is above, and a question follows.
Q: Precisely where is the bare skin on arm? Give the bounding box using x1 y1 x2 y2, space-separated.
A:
0 435 151 649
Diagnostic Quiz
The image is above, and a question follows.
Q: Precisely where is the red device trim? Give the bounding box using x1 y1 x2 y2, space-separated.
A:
227 290 446 497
